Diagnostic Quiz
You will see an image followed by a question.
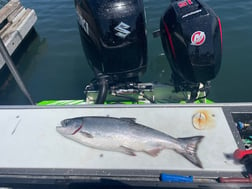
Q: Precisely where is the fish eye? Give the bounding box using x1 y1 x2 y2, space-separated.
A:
65 119 72 125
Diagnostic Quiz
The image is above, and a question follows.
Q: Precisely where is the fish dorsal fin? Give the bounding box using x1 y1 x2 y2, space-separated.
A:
119 117 136 123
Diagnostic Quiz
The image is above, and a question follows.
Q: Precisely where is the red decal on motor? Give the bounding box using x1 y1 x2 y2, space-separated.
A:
191 31 206 46
163 19 176 59
187 0 193 5
178 0 193 8
178 1 188 8
217 17 223 50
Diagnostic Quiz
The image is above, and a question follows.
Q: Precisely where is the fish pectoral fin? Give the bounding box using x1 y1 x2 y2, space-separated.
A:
144 148 162 157
119 146 136 156
80 131 94 138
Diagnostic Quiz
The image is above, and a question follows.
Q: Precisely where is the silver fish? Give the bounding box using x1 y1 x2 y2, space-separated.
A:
56 116 204 168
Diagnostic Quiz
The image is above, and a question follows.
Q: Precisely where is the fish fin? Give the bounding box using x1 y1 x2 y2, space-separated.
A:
144 148 162 157
119 146 136 156
119 117 136 123
80 131 94 138
176 136 204 168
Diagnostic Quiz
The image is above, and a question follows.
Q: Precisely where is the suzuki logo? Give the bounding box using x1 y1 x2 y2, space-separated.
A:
191 31 206 46
114 22 131 38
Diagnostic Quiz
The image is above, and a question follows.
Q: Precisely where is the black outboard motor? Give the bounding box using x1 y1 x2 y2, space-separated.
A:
160 0 222 101
74 0 147 103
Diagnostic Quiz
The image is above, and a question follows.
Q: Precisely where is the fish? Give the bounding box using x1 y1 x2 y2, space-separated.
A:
56 116 204 168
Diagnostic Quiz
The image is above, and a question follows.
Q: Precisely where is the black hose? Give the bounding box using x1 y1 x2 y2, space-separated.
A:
95 75 109 104
189 90 198 102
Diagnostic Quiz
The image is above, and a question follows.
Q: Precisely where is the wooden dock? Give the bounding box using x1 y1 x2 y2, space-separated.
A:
0 0 37 69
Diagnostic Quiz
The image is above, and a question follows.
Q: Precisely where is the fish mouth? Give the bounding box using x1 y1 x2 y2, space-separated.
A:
56 120 83 135
60 120 67 127
56 120 69 135
56 126 66 135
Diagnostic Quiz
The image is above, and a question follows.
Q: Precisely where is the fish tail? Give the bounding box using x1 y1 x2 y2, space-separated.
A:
176 136 204 168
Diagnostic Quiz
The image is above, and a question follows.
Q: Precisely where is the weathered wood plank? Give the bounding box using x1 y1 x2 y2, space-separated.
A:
7 3 24 23
4 9 37 54
0 0 21 25
0 0 37 69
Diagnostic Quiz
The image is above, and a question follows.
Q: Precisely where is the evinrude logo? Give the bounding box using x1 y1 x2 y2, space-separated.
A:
191 31 206 46
114 22 131 38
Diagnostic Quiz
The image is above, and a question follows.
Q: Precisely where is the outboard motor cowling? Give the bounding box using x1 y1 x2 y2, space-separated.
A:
160 0 222 83
75 0 147 83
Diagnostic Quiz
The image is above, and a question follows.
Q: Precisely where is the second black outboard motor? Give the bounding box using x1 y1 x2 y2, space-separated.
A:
160 0 222 101
74 0 147 103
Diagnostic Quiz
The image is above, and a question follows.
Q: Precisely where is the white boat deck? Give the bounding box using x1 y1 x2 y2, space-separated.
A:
0 104 244 175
